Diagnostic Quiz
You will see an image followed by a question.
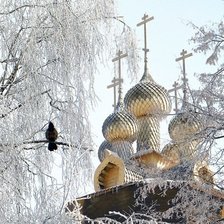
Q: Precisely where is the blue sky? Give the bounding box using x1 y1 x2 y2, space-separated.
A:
90 0 224 162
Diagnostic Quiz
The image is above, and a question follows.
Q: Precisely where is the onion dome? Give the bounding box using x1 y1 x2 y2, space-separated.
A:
165 110 202 159
168 111 203 142
193 161 214 185
102 102 137 143
162 140 200 162
124 74 171 118
161 143 180 165
98 140 112 162
124 72 171 152
101 88 138 160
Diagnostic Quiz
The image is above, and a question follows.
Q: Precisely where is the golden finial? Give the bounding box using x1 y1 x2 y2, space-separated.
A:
175 49 193 109
137 13 154 80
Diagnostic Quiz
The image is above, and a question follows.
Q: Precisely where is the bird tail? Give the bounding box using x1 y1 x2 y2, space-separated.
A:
48 142 57 151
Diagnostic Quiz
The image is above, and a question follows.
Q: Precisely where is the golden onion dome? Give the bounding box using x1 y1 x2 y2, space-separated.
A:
193 161 214 184
98 140 112 162
168 111 202 141
124 75 171 118
162 141 199 161
102 103 137 143
161 143 180 165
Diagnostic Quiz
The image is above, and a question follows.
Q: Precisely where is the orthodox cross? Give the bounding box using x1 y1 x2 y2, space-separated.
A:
175 49 193 108
137 13 154 72
168 81 183 113
107 50 127 111
107 77 120 110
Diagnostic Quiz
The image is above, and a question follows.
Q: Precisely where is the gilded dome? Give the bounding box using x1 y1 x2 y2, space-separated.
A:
124 79 171 118
162 143 180 164
102 108 137 142
98 140 112 162
168 111 202 141
193 161 214 184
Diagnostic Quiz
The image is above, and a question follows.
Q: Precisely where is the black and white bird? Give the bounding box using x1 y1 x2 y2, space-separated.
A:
45 121 58 151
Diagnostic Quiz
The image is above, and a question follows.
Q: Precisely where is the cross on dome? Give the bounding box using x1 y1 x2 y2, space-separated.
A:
107 77 121 110
107 50 127 111
137 13 154 76
168 81 183 114
175 49 193 109
112 50 127 92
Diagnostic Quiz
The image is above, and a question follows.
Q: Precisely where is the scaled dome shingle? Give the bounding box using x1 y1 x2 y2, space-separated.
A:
98 140 112 162
124 78 171 118
102 109 137 142
162 143 180 164
168 111 203 141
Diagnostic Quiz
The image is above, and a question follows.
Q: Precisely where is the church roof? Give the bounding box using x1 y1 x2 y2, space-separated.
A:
66 180 224 223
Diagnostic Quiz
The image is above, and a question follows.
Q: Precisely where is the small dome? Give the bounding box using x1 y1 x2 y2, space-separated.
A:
98 140 112 162
102 109 137 142
124 80 171 118
163 140 200 161
193 161 214 184
168 111 202 141
162 143 180 164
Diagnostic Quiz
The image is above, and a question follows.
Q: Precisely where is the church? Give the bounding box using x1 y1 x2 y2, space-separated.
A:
66 14 224 223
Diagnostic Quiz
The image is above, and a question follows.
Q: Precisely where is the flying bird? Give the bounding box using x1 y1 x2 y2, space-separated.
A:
45 121 58 151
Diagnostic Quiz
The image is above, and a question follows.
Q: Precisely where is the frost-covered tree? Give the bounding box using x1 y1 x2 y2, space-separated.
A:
1 1 223 223
0 1 138 223
189 19 224 190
